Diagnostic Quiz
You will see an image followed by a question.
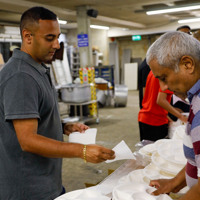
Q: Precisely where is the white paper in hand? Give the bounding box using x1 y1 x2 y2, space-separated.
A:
68 128 97 144
105 140 135 163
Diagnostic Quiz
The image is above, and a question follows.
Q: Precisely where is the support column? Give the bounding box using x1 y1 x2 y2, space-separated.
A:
77 6 93 68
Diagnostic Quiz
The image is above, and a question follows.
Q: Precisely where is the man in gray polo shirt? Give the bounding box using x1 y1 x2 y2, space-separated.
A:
0 7 115 200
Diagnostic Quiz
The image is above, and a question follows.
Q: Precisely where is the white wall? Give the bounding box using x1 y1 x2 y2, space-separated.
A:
124 63 138 90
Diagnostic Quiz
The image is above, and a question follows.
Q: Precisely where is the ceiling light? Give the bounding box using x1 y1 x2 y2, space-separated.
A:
90 25 109 30
58 20 67 25
178 18 200 23
122 28 130 31
146 4 200 15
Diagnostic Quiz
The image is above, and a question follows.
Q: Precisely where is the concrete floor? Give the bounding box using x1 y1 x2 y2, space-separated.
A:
61 90 140 193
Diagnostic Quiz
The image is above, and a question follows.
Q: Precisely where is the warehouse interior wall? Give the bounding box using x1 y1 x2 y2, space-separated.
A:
0 26 162 72
66 28 109 66
117 34 160 62
65 29 78 47
64 29 163 86
66 29 161 67
91 29 109 65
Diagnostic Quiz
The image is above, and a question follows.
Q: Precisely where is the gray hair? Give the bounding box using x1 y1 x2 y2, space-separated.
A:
146 31 200 72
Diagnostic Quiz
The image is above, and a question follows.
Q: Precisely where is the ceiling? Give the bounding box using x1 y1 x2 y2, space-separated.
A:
0 0 200 37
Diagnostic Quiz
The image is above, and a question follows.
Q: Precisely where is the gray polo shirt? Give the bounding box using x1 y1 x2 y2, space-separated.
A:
0 49 63 200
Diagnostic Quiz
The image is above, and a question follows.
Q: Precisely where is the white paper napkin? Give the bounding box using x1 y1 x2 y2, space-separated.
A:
105 140 135 163
68 128 97 144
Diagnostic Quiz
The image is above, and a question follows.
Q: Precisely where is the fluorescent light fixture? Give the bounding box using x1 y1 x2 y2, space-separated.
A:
122 28 130 31
178 18 200 23
146 4 200 15
58 20 67 25
90 25 109 30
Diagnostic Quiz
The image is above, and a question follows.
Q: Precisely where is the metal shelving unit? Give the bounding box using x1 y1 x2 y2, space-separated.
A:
67 46 80 80
61 100 99 124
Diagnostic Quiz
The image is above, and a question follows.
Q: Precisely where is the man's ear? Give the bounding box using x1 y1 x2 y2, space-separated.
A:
180 55 195 74
22 29 32 44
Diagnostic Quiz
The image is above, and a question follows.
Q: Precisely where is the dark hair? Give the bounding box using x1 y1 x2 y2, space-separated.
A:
176 25 191 31
20 6 57 36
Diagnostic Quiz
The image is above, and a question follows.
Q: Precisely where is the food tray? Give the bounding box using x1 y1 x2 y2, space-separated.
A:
157 139 187 165
143 163 174 181
151 152 184 176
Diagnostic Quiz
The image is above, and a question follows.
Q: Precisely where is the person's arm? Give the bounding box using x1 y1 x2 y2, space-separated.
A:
150 163 200 199
179 179 200 200
13 118 115 163
179 113 200 199
167 115 173 122
150 167 186 195
157 92 188 123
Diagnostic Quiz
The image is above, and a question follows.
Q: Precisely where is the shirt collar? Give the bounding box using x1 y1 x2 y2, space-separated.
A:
187 79 200 102
12 48 48 75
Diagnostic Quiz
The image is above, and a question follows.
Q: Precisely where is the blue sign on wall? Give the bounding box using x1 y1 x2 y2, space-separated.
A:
77 34 89 47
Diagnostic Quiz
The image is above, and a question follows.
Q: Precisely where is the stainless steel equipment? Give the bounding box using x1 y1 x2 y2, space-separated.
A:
60 83 91 103
96 90 106 106
114 84 128 107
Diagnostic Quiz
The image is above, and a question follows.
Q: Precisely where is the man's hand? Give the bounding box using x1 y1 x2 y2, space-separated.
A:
149 178 184 196
84 144 115 163
179 114 188 123
63 123 89 135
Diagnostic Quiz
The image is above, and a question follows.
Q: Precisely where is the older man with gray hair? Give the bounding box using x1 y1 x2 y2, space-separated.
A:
147 31 200 199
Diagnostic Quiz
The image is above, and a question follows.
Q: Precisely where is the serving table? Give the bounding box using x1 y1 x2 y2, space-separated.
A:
55 156 146 200
55 136 188 200
96 158 145 198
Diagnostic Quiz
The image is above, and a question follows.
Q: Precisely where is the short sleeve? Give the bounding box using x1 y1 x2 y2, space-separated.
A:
3 72 41 120
191 114 200 172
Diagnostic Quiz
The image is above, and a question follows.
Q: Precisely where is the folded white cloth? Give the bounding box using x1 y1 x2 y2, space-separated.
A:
68 128 97 144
